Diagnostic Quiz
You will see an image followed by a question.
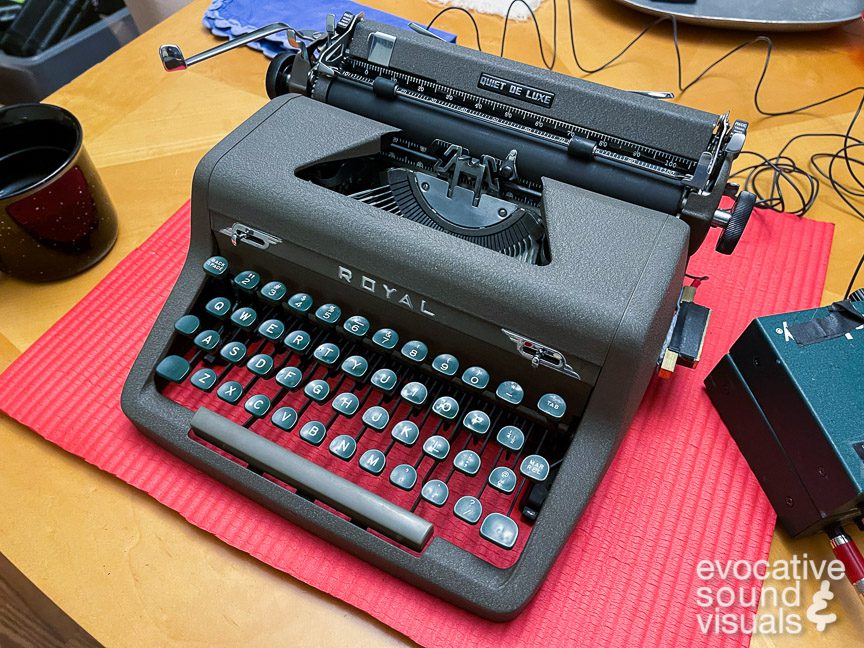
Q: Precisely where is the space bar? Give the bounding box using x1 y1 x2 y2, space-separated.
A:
191 407 433 551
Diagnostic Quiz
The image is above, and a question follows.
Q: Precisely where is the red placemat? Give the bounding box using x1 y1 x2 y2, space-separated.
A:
0 201 832 647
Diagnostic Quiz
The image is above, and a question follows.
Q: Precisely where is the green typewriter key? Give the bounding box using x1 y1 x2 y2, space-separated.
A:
372 328 398 350
205 297 231 319
155 355 190 383
174 314 200 336
259 281 287 304
231 306 258 329
202 256 229 278
343 315 370 337
190 368 218 391
233 270 261 292
314 303 341 325
271 406 299 432
258 319 285 342
287 292 313 314
244 394 271 417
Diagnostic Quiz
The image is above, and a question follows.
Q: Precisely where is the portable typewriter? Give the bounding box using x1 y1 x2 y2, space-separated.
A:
122 13 755 619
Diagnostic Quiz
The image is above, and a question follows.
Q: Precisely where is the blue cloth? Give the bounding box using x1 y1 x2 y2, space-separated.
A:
203 0 455 58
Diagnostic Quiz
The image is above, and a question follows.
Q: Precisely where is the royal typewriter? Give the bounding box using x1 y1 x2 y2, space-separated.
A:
122 13 755 619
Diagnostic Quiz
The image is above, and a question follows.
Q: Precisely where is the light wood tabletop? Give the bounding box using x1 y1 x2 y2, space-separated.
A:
0 1 862 645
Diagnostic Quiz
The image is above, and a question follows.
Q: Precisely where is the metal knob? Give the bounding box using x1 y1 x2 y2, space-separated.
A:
714 191 756 255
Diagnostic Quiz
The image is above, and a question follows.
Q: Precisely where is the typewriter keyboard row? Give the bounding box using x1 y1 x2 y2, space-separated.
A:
154 255 573 567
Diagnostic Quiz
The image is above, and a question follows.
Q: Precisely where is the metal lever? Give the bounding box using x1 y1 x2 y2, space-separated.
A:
408 22 447 42
159 22 308 71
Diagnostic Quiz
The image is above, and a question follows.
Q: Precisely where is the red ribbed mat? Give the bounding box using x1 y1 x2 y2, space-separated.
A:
0 201 832 646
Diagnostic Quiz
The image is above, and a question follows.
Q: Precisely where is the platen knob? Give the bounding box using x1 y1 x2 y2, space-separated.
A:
265 51 297 99
716 191 756 255
849 288 864 303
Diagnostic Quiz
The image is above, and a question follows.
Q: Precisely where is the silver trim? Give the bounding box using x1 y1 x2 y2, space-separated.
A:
501 329 581 380
219 223 283 250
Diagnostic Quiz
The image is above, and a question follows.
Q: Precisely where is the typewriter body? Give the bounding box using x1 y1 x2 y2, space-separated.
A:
122 13 753 619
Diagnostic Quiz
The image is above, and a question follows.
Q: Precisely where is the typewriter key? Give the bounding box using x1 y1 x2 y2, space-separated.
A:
343 315 370 337
391 421 420 446
231 306 258 329
400 340 428 363
453 450 481 476
258 319 285 341
287 292 313 314
203 256 229 277
537 393 566 419
496 425 524 452
330 434 357 460
194 330 220 351
259 281 287 304
421 480 450 507
371 328 398 350
362 406 390 430
462 410 491 435
480 513 519 550
461 366 490 390
271 406 299 431
174 314 200 336
454 496 483 524
233 270 261 292
216 380 243 404
246 354 274 376
370 369 397 392
495 381 524 406
431 396 459 419
244 394 271 417
422 435 450 460
304 379 331 402
205 297 231 319
190 368 218 391
340 355 369 378
275 366 303 389
299 421 327 446
313 342 341 365
359 449 387 475
400 382 428 406
314 303 341 324
220 345 250 370
332 393 360 416
431 353 459 376
488 467 517 494
520 455 550 482
389 464 418 490
155 356 190 383
284 330 311 353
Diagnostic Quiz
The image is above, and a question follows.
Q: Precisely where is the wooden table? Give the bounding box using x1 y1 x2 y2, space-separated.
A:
1 1 862 645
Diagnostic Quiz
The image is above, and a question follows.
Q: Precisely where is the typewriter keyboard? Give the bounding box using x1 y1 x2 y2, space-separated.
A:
154 255 574 568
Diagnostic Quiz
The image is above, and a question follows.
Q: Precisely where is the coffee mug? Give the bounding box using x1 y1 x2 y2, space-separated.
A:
0 103 118 282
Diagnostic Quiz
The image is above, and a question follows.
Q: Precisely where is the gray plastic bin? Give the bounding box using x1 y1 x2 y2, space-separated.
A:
0 8 139 104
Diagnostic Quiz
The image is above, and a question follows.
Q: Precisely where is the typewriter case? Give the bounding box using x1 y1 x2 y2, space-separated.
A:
122 92 688 619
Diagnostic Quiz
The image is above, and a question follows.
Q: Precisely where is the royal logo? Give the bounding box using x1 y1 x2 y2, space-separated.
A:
338 266 436 317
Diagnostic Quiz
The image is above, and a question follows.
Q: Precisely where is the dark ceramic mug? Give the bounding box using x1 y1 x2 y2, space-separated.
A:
0 103 118 282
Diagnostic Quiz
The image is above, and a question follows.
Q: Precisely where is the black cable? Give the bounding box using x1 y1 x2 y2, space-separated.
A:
846 252 864 299
424 6 483 52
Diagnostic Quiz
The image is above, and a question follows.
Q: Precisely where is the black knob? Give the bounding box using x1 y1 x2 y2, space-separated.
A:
849 288 864 303
265 51 296 99
716 191 756 255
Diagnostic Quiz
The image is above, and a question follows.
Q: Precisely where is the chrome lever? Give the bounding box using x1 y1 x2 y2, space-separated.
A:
159 22 300 71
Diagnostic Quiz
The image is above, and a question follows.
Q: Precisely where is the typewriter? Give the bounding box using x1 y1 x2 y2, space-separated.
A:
122 13 755 619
